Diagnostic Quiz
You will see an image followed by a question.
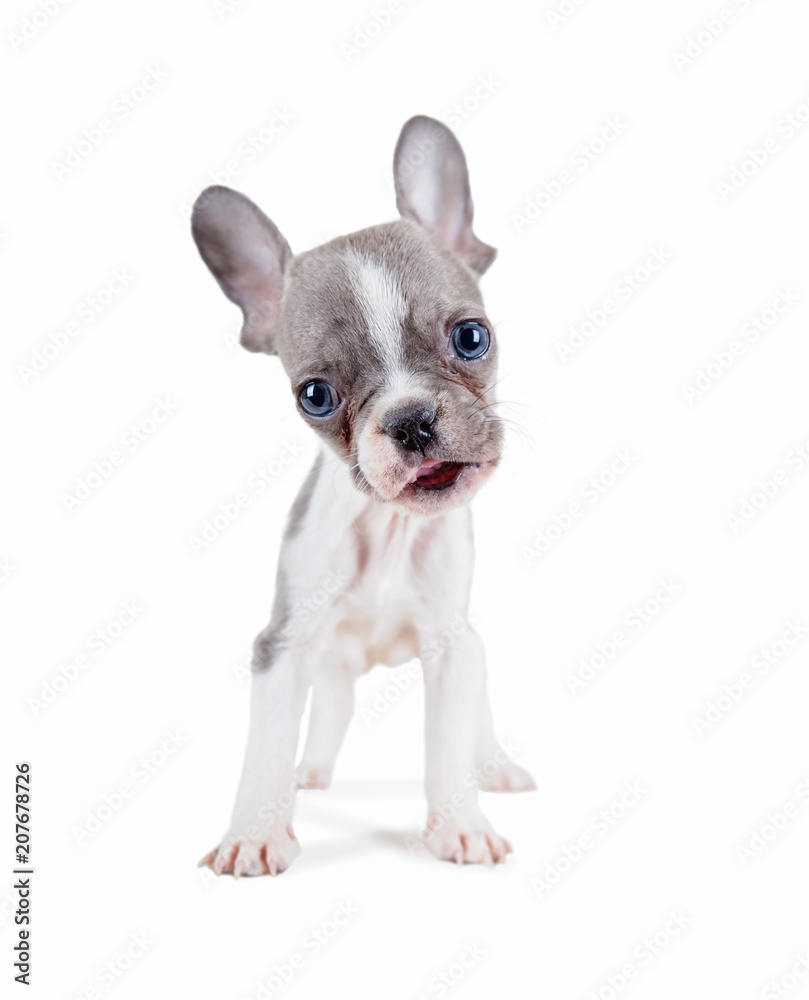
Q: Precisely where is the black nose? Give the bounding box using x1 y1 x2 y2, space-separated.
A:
382 405 436 453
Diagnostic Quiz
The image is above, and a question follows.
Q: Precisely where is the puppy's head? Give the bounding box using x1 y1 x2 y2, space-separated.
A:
191 116 502 516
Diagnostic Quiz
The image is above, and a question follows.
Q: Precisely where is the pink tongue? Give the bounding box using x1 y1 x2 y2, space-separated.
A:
410 459 444 483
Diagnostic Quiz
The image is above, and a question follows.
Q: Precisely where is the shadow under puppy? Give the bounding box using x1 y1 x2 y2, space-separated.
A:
191 115 534 877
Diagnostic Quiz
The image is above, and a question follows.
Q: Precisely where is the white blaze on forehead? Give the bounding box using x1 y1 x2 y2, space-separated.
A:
347 252 436 499
346 253 408 375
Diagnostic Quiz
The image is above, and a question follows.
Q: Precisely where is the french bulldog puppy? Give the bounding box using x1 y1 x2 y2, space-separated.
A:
192 115 534 877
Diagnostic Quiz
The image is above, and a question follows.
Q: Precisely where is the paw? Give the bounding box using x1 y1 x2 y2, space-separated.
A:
295 764 332 790
199 825 300 878
480 760 536 793
424 816 512 865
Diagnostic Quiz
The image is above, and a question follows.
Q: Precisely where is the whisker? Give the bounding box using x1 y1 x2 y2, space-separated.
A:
330 458 362 492
308 449 347 476
470 366 519 406
483 414 534 450
470 398 528 416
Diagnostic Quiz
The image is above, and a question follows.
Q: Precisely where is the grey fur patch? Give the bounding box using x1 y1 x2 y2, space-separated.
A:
251 568 290 671
284 459 321 541
272 219 503 484
250 461 322 671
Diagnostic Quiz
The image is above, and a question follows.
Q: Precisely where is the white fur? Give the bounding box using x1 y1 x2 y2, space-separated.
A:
347 253 408 377
204 447 533 875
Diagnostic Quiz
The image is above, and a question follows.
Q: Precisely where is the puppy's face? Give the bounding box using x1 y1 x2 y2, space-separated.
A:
191 115 502 515
275 220 502 514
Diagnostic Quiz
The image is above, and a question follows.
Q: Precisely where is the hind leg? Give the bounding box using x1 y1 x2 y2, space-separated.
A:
296 656 359 790
476 681 536 793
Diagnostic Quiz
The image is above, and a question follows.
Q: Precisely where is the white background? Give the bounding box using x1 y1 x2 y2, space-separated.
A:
3 0 809 997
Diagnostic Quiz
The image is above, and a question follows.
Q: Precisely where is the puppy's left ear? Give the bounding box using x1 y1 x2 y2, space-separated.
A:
393 115 496 275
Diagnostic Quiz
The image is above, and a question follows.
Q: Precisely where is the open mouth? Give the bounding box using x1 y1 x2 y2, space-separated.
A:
408 459 468 491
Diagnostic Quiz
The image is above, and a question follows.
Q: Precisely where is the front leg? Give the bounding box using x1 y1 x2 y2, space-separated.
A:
200 645 313 877
422 629 512 865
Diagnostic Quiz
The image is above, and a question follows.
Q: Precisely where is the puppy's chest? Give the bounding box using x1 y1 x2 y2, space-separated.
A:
348 517 426 612
332 515 440 666
292 474 472 665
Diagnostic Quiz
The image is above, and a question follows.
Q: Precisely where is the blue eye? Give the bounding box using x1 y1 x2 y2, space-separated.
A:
451 321 490 359
299 380 339 417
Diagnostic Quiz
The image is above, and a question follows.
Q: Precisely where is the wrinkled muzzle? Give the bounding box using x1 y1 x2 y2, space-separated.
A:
354 383 504 515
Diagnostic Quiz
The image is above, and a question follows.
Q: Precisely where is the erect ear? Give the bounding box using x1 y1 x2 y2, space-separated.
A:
191 185 292 354
393 115 496 276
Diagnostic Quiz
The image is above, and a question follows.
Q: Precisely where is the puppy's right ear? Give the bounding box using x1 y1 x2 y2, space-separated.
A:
191 186 292 354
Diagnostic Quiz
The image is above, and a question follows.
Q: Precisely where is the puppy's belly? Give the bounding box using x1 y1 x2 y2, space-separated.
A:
366 626 420 668
333 602 420 669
